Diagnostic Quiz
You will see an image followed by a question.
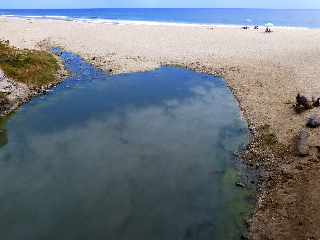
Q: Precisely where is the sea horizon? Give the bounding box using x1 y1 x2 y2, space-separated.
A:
1 8 320 28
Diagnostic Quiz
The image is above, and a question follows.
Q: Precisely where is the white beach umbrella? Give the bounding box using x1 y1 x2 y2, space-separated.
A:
265 22 274 28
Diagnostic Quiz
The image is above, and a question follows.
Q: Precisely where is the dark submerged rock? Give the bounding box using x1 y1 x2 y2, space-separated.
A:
241 234 249 240
235 182 246 188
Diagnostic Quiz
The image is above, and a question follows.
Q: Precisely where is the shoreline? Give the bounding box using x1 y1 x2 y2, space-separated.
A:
1 17 320 239
0 55 68 117
0 48 258 239
0 16 314 30
0 50 282 239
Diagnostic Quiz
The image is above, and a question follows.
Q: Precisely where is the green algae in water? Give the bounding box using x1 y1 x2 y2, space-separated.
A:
0 51 253 240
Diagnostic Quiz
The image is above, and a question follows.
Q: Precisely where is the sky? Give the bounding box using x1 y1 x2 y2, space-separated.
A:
1 0 320 9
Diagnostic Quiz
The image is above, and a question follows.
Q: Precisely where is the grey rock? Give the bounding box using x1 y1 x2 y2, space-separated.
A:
306 115 320 128
312 97 320 107
295 93 312 113
296 129 310 157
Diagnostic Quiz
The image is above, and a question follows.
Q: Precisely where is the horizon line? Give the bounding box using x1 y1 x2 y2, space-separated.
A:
0 7 320 11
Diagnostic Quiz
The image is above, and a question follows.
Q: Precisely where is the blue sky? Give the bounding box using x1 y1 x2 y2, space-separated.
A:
1 0 320 9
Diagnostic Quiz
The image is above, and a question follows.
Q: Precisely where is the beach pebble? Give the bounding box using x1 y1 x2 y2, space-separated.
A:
0 70 5 80
296 129 310 157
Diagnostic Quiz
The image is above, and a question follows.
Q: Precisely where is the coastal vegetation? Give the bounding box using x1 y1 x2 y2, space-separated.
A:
0 40 59 88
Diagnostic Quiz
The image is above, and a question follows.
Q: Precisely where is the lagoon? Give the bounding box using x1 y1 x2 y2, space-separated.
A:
0 51 252 240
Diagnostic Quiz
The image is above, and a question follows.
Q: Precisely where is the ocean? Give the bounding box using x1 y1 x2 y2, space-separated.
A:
1 8 320 28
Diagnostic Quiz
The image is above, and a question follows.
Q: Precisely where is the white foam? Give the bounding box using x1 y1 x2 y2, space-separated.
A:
44 15 71 19
0 14 313 30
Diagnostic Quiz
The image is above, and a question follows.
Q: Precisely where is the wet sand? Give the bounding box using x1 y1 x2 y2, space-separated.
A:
1 17 320 239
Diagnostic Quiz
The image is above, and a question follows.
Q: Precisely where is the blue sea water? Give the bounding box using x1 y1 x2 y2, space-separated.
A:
1 8 320 28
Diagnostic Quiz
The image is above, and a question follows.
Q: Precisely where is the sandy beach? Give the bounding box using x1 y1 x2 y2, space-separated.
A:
1 17 320 239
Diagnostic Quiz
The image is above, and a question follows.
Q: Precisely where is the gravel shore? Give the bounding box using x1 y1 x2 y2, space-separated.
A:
1 17 320 239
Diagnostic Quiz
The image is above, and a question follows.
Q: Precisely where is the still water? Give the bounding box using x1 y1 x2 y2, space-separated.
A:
0 51 252 240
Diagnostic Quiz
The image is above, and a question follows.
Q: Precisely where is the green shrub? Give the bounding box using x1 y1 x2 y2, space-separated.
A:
0 40 60 87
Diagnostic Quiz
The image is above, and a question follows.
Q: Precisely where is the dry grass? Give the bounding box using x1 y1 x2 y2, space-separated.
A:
0 40 59 88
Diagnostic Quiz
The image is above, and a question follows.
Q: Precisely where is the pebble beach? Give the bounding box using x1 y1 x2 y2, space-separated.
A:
1 16 320 239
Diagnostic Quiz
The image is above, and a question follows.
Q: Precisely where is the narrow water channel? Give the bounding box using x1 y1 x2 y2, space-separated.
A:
0 50 253 240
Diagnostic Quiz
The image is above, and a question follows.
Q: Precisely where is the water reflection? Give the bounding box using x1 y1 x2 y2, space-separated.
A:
0 117 8 148
0 129 7 147
0 52 251 240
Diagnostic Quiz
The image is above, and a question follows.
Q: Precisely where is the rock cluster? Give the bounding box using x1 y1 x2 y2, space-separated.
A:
0 66 67 116
293 93 320 157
